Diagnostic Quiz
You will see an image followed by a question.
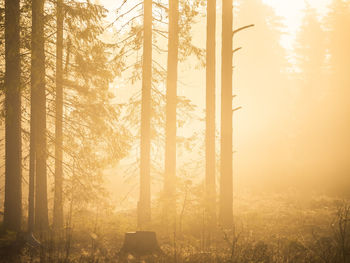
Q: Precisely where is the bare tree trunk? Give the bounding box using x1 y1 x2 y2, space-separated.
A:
32 0 49 231
28 102 36 233
138 0 152 229
164 0 179 226
4 0 22 232
205 0 217 242
53 0 64 230
219 0 233 228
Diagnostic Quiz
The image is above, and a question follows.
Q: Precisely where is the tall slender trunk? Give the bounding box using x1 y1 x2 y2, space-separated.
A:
138 0 152 229
4 0 22 232
164 0 179 223
32 0 49 231
28 100 36 233
219 0 233 228
205 0 217 239
53 0 64 230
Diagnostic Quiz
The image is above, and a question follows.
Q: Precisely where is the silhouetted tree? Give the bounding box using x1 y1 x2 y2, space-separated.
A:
164 0 180 225
205 0 217 241
138 0 152 228
219 0 233 228
31 0 49 231
3 0 22 232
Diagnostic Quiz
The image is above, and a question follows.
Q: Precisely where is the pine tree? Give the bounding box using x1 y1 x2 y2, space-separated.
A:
164 0 180 225
205 0 217 241
3 0 22 232
138 0 152 228
219 0 233 228
111 0 203 228
31 0 49 231
57 1 131 213
293 4 328 179
53 0 64 230
324 0 350 189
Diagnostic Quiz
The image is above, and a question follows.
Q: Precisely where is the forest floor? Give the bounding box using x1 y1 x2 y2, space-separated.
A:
0 192 349 262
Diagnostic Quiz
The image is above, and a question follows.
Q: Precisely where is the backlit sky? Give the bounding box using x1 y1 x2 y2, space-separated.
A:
100 0 331 50
263 0 330 49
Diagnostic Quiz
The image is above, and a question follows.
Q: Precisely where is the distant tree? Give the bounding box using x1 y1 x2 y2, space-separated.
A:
323 0 350 190
326 0 350 95
219 0 233 228
327 0 350 107
31 0 49 231
295 4 327 101
3 0 22 232
138 0 152 228
205 0 217 241
293 3 328 178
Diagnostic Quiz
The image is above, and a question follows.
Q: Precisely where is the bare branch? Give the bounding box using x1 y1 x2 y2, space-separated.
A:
232 47 242 54
232 24 254 37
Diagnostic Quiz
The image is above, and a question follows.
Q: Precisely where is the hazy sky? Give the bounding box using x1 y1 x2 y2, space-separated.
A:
100 0 331 50
263 0 330 49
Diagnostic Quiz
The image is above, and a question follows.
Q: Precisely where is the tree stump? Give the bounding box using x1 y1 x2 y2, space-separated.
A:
119 231 162 257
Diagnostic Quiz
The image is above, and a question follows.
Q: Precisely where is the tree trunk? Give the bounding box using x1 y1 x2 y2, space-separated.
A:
205 0 217 241
32 0 49 231
138 0 152 229
164 0 179 225
219 0 233 228
4 0 22 232
28 99 36 233
53 0 64 230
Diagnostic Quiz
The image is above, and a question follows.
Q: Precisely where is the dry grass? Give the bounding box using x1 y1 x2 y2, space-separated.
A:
1 193 349 263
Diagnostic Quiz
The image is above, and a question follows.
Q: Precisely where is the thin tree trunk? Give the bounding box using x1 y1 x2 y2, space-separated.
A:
205 0 217 242
164 0 179 224
32 0 49 231
3 0 22 232
138 0 152 229
28 102 36 233
53 0 64 230
219 0 233 228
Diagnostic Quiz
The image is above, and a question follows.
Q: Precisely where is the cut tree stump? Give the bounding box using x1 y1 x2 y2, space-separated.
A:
119 231 162 257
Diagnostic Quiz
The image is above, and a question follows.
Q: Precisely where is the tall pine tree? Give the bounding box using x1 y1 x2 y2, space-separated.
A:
4 0 22 232
164 0 180 225
138 0 152 228
219 0 233 228
31 0 49 231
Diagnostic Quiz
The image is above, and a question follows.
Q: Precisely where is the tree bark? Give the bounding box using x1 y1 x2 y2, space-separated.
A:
164 0 179 224
219 0 233 228
205 0 217 239
32 0 49 231
138 0 152 229
53 0 64 230
4 0 22 232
